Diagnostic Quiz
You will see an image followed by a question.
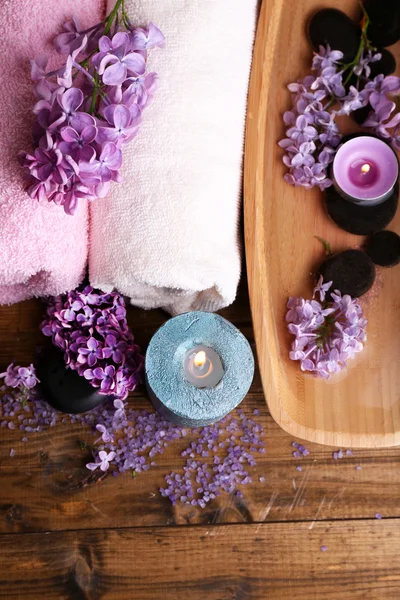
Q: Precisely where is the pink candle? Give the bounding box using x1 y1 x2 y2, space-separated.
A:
332 137 399 206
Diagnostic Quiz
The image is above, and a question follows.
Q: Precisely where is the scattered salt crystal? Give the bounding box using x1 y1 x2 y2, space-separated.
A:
375 513 382 519
355 465 362 471
320 545 328 552
259 476 265 483
296 466 303 472
9 449 15 457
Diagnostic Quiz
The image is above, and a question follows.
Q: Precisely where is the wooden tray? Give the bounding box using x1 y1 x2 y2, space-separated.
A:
244 0 400 447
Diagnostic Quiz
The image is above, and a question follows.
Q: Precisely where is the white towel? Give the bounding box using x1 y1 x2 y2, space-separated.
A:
89 0 257 315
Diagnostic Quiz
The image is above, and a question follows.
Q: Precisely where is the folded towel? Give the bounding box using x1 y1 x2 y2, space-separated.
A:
0 0 103 305
89 0 257 315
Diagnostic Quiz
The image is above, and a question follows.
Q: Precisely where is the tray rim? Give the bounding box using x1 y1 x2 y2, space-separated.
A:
243 0 400 449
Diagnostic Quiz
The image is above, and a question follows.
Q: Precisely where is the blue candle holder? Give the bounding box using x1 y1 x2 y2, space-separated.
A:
145 312 255 427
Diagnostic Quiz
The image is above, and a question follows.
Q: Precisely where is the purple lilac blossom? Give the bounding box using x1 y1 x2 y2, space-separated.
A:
41 285 144 399
279 46 388 188
19 12 163 215
0 364 38 390
286 276 367 379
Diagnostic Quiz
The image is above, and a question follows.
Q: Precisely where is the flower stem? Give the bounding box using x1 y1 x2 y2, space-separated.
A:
89 71 100 115
104 0 124 36
343 4 371 85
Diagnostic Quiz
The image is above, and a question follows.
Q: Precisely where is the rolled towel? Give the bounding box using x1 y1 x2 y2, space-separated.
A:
0 0 103 305
89 0 257 315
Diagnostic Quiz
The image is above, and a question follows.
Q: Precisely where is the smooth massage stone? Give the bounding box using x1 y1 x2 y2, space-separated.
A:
308 9 361 63
369 49 396 77
351 104 372 126
317 249 376 298
325 181 398 235
362 0 400 48
37 350 109 414
366 230 400 266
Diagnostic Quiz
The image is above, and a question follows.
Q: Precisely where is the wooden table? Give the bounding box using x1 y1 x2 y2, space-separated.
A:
1 276 400 600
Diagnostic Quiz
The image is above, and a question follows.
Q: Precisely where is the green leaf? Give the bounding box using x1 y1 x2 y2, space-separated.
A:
314 236 332 256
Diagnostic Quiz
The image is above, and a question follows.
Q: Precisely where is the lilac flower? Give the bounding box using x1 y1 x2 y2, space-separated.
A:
311 66 346 98
60 120 97 162
353 51 382 78
129 23 165 51
113 399 126 421
103 334 127 363
20 144 77 188
278 47 344 190
20 6 163 213
335 86 365 116
49 88 93 131
93 32 146 86
286 114 318 144
56 36 88 89
92 365 116 393
313 275 333 302
312 46 343 71
86 450 116 472
96 423 114 443
78 337 103 367
290 141 316 167
279 45 397 189
0 364 39 390
79 142 122 184
41 286 144 399
286 278 367 379
122 72 159 108
97 104 141 146
54 16 86 56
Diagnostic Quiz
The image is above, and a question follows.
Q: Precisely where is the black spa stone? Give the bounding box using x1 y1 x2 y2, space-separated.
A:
369 49 396 78
317 249 376 298
308 9 361 63
366 230 400 266
325 181 399 235
351 104 372 126
37 350 109 414
362 0 400 48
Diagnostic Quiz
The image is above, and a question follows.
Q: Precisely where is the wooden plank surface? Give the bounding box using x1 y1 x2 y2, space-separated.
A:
244 0 400 447
1 281 400 535
1 519 400 600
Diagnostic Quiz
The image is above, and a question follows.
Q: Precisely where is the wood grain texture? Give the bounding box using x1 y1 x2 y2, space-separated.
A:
244 0 400 447
1 282 400 536
1 519 400 599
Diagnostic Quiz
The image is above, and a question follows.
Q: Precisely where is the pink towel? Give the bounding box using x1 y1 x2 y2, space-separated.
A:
0 0 104 305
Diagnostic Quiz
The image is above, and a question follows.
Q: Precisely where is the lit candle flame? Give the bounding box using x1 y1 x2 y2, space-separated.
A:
193 350 207 368
361 163 371 174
